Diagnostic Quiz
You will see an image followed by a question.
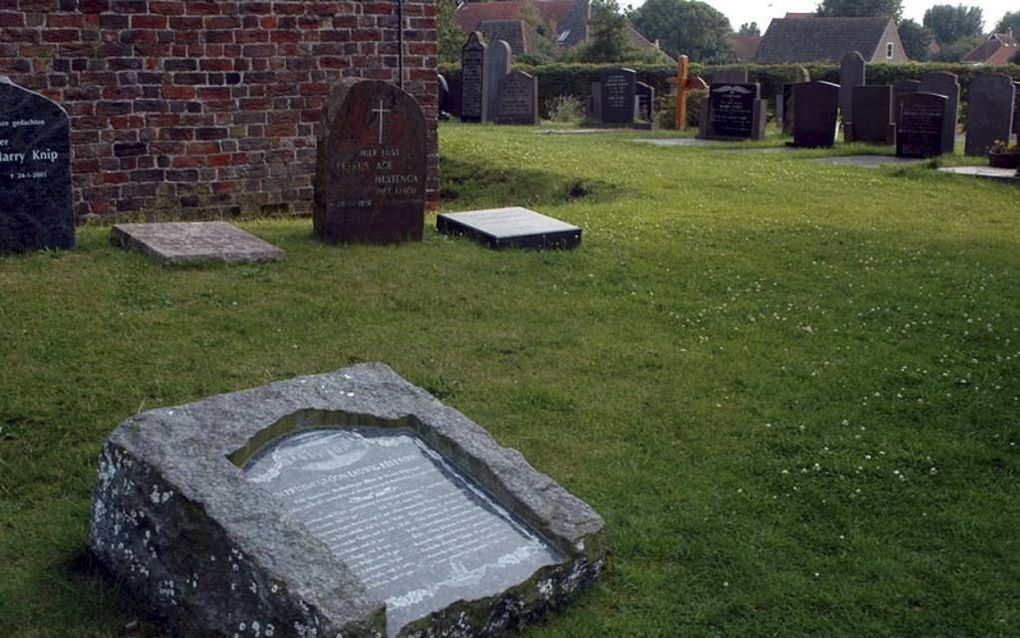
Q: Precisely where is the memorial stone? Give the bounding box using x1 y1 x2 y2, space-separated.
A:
588 82 603 121
847 85 893 145
599 68 636 125
701 83 766 140
918 71 959 154
0 78 74 254
635 81 654 124
484 39 511 123
710 69 749 84
111 222 286 264
313 79 426 244
88 363 606 638
896 92 947 158
1013 83 1020 138
437 207 582 249
494 71 538 125
839 51 866 125
892 79 921 127
964 74 1016 156
789 81 840 148
460 32 487 123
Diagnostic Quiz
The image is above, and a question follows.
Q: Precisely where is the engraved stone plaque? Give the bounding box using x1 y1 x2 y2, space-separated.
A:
244 428 561 636
460 32 488 123
897 92 946 158
437 207 582 249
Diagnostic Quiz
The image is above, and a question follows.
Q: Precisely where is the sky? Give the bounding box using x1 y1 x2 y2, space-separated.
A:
627 2 1017 34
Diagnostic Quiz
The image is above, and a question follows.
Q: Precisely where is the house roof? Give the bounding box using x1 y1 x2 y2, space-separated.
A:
729 34 762 62
476 20 540 55
754 17 894 63
962 33 1019 65
455 1 575 36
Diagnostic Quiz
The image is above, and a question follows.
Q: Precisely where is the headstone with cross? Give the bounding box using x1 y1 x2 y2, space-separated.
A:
314 79 427 244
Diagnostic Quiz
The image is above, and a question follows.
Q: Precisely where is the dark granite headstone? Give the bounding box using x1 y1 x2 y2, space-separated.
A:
839 51 866 125
1013 82 1020 138
892 79 921 128
111 222 286 264
918 71 959 155
88 363 606 638
460 32 488 123
701 83 765 140
494 70 538 125
599 68 636 125
846 85 893 145
588 82 602 121
446 75 463 118
965 74 1016 157
437 207 582 249
789 81 840 148
313 79 426 244
710 69 749 84
896 92 947 158
0 78 74 254
484 39 511 123
635 81 654 124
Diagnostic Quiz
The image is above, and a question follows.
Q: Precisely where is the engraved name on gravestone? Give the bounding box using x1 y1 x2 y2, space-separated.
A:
313 79 426 244
599 68 636 125
705 83 760 139
896 92 946 158
461 32 488 123
494 70 538 125
0 78 74 254
244 428 561 636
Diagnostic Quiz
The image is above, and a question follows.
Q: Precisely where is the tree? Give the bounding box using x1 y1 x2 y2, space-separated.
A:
815 0 902 20
932 34 984 61
738 22 760 36
437 0 466 65
994 11 1020 36
923 5 983 46
576 0 636 63
897 19 933 61
631 0 735 62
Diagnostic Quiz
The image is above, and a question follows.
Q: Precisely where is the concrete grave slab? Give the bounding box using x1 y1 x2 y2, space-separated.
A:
811 155 922 168
437 207 581 249
88 363 605 638
632 138 721 147
111 222 285 264
938 166 1020 184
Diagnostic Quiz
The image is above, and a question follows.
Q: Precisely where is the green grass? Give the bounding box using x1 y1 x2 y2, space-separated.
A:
1 122 1018 637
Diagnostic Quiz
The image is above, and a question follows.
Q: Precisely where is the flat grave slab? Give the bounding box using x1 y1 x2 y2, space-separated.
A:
811 155 923 168
437 207 582 249
111 222 285 265
537 128 619 135
938 166 1020 185
631 138 720 147
88 363 605 637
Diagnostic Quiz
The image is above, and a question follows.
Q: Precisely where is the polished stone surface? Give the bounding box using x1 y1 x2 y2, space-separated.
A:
437 207 582 249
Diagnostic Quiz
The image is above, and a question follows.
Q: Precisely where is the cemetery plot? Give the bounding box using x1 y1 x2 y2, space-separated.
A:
437 207 582 249
110 222 285 265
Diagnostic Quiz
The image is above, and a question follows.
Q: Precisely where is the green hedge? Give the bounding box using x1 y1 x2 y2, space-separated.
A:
438 61 1020 123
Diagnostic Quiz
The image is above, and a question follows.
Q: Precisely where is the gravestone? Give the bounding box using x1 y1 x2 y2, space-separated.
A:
846 85 894 145
964 74 1016 156
918 71 959 155
700 83 766 140
111 222 286 264
599 68 636 125
446 75 463 118
313 79 426 244
1014 83 1020 138
778 67 811 135
0 78 74 254
710 69 749 84
494 71 538 125
789 81 840 148
460 32 488 123
88 363 606 637
896 92 947 158
839 51 866 126
587 82 602 121
484 39 511 123
635 81 654 124
437 207 582 249
892 79 921 128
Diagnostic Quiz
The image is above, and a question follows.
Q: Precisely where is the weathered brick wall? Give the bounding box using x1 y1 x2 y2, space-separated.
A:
0 0 438 220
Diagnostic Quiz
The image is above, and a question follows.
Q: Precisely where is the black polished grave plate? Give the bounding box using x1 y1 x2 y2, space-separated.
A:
437 207 582 249
244 427 561 636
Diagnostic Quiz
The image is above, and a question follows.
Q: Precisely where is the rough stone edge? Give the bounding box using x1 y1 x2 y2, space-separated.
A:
88 362 606 637
109 223 286 265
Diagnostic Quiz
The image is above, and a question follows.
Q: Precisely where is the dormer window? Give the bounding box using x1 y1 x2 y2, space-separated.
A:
886 42 894 58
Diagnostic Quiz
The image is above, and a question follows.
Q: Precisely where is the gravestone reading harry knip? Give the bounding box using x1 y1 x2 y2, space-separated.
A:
88 363 606 638
484 39 511 123
838 51 866 126
0 78 74 254
896 92 946 158
701 83 765 140
314 79 426 244
918 71 959 155
460 32 488 123
789 81 840 148
599 68 636 125
965 74 1016 157
846 85 894 145
494 70 538 125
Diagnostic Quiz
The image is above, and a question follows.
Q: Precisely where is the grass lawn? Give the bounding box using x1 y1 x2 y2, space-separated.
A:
1 122 1018 637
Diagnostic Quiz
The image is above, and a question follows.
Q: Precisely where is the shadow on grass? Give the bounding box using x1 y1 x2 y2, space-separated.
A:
439 156 627 210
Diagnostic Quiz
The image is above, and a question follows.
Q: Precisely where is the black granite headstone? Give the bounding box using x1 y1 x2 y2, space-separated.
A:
892 79 921 128
703 83 763 139
918 72 959 155
635 81 654 124
460 32 487 123
0 78 74 254
1013 83 1020 138
599 68 636 125
965 73 1016 157
789 81 840 148
896 92 947 158
847 85 893 145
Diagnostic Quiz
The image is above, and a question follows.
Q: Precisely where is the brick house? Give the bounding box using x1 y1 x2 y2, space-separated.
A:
753 16 909 64
962 32 1019 65
0 0 439 220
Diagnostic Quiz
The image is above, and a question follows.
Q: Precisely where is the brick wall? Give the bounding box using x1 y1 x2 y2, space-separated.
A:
0 0 438 220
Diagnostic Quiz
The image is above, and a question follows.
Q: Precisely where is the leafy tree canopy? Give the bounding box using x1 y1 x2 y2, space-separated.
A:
897 19 934 61
575 0 638 63
738 22 760 37
994 11 1020 36
631 0 735 63
437 0 466 64
815 0 902 20
923 4 984 45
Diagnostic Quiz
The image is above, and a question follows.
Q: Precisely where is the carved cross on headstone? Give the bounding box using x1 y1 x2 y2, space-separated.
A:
372 99 390 144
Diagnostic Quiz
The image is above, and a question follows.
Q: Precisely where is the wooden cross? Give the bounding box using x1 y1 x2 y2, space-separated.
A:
372 100 390 144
